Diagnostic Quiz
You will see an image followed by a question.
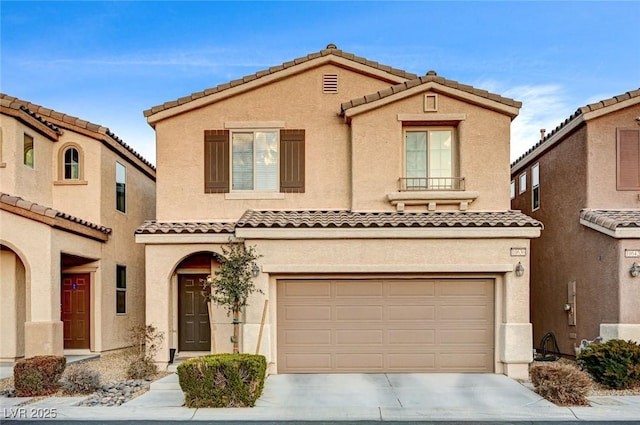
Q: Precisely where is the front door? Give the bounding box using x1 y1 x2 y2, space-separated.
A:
61 273 91 349
178 274 211 351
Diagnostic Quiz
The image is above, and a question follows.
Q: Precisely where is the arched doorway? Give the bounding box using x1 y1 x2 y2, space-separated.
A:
0 244 27 360
174 252 221 353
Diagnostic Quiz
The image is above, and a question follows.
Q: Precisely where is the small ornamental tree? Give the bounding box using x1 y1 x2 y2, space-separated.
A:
203 240 262 353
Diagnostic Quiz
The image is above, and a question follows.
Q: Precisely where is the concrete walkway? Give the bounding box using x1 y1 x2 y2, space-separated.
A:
2 373 640 422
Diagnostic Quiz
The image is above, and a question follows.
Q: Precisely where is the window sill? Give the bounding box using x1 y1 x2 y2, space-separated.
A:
387 190 479 211
54 180 88 186
225 192 285 200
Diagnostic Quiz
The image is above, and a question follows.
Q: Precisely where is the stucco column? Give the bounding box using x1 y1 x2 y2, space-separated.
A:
499 265 533 380
145 245 171 367
0 250 25 360
24 241 63 358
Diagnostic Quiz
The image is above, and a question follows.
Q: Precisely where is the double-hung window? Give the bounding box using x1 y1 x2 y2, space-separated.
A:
405 128 455 190
64 147 80 180
519 172 527 194
116 162 126 213
532 163 540 210
232 131 278 191
24 134 34 168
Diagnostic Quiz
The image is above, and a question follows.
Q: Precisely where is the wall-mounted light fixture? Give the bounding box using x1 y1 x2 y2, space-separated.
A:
630 262 640 278
515 262 525 277
252 263 260 278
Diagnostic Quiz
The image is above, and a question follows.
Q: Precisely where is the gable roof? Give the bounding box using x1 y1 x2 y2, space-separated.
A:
511 88 640 173
143 44 418 125
340 71 522 120
0 192 111 242
580 209 640 238
0 94 156 177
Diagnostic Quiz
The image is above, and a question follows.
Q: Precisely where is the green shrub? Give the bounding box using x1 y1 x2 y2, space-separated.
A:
14 355 66 397
62 365 101 394
177 354 267 408
529 362 591 406
126 357 158 380
578 339 640 389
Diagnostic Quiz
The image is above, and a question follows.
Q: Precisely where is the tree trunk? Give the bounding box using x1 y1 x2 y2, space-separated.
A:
232 308 240 353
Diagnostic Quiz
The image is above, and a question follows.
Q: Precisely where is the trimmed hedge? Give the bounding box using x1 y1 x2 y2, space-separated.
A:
14 355 66 397
578 339 640 389
177 354 266 408
529 362 591 406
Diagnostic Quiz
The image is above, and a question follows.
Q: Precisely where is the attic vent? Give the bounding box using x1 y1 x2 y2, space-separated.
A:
424 94 438 112
323 74 338 94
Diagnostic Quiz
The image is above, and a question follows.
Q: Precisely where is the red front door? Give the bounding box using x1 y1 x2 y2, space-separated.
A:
61 274 91 349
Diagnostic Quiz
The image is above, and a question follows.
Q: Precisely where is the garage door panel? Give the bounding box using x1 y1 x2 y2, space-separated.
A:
388 329 435 344
387 353 436 369
336 329 384 345
278 279 494 373
284 329 332 345
387 305 435 321
284 305 332 321
336 280 383 297
336 353 384 369
336 305 383 321
386 280 435 297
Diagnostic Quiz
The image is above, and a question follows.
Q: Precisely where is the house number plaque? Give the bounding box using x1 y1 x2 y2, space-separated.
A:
510 248 527 257
625 249 640 258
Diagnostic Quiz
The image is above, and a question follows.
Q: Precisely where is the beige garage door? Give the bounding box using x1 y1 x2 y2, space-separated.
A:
277 278 494 373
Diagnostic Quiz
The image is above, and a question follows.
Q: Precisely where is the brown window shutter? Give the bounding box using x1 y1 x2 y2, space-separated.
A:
617 128 640 190
280 129 305 193
204 130 229 193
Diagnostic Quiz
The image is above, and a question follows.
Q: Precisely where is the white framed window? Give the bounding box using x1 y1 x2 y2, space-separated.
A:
24 133 34 168
116 162 126 212
64 147 80 179
231 130 279 191
510 180 516 199
404 128 456 189
532 163 540 210
519 172 527 194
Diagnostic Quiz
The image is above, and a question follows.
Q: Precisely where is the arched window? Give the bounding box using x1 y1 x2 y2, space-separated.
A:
64 147 79 179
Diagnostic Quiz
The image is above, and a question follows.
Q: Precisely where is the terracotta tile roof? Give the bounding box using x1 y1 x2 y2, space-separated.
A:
511 88 640 168
236 209 542 229
341 71 522 113
0 192 112 235
0 93 155 171
580 209 640 231
135 220 236 234
143 44 418 118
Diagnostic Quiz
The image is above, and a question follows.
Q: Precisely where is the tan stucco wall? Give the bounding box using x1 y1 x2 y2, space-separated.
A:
143 235 534 379
0 116 54 205
0 248 26 360
512 104 640 355
349 91 513 211
1 111 156 357
586 104 640 209
154 64 406 221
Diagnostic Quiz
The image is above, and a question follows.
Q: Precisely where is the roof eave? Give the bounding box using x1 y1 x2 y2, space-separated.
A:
144 55 412 127
342 82 521 121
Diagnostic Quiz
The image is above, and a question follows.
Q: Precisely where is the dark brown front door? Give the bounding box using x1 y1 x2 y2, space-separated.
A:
179 274 211 351
61 273 91 349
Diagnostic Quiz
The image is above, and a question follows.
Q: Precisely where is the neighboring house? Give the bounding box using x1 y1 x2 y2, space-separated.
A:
511 89 640 356
136 44 541 379
0 94 156 360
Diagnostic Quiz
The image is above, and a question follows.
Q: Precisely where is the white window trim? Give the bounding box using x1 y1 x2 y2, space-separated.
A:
403 126 458 181
115 161 126 214
229 129 280 193
532 163 540 211
519 172 527 194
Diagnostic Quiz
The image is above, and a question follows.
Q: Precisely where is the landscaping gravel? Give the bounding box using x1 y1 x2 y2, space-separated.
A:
0 348 169 406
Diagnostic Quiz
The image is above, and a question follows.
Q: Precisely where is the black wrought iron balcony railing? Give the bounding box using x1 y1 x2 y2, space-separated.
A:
399 177 466 191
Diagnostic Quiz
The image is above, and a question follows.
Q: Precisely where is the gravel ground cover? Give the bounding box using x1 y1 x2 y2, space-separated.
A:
0 348 170 406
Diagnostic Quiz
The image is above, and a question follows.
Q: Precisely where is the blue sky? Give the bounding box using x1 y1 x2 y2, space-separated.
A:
2 1 639 164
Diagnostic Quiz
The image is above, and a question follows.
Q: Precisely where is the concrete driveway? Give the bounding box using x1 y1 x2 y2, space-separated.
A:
255 373 554 409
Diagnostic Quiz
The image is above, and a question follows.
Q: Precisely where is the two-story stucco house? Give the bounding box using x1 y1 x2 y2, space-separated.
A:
137 45 542 379
0 94 156 360
511 89 640 357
